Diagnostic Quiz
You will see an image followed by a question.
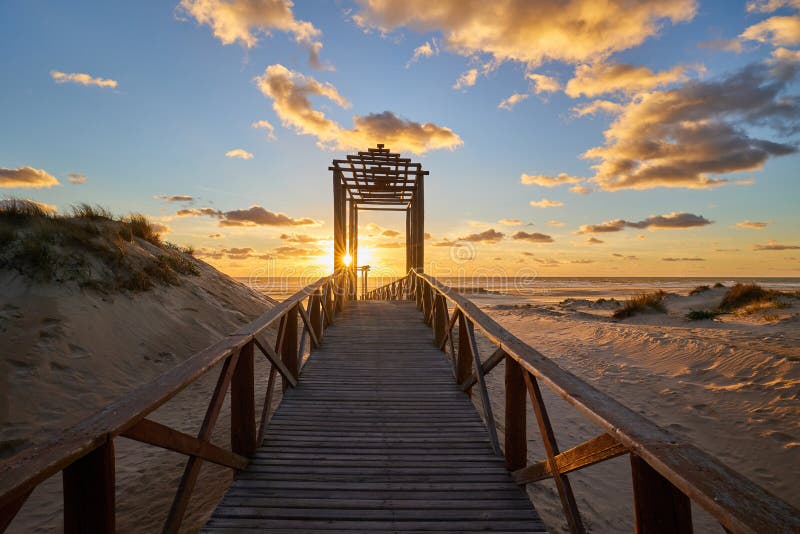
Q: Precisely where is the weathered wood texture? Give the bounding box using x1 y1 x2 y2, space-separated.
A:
204 301 545 533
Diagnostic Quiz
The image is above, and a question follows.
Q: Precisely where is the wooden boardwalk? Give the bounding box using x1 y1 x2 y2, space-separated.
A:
204 300 546 533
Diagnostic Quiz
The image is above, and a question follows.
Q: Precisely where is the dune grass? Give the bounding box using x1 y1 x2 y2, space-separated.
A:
718 283 772 311
685 309 720 321
0 197 197 291
689 285 711 295
613 290 667 319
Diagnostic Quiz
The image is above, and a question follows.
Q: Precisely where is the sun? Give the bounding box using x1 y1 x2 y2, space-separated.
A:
343 253 353 266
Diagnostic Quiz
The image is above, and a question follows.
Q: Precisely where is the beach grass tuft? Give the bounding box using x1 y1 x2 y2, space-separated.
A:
689 285 711 295
719 283 771 311
686 309 720 321
613 290 667 319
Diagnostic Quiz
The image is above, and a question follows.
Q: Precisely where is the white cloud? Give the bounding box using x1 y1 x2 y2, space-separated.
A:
51 71 117 89
226 148 254 159
252 119 277 141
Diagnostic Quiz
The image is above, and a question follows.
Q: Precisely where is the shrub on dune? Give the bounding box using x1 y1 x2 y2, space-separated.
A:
718 283 771 311
613 290 666 319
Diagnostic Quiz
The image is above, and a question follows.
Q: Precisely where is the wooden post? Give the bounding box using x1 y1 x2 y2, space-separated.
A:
348 201 357 300
309 291 323 344
333 171 346 273
414 173 424 272
405 207 411 274
63 440 115 534
456 312 472 390
631 453 693 533
230 340 256 457
281 305 299 393
505 356 527 471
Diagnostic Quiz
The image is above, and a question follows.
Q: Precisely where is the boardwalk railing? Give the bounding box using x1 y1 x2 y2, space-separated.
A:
0 271 352 534
365 270 800 534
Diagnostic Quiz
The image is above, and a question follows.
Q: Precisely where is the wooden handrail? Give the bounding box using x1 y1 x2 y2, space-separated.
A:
0 271 352 533
371 270 800 534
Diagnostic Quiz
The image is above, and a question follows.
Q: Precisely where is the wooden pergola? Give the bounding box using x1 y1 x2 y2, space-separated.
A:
330 144 428 298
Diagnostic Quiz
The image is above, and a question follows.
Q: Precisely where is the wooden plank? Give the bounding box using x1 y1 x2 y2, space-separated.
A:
257 365 278 446
631 453 693 534
253 336 298 388
524 371 585 533
505 355 527 471
231 340 256 457
460 346 506 391
122 418 247 470
0 489 30 533
63 439 114 534
513 433 628 484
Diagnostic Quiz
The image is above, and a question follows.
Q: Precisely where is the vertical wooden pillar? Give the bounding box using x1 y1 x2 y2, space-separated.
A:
63 440 115 534
414 173 424 272
310 291 323 343
231 340 256 457
456 312 472 390
505 356 527 470
333 172 346 272
631 454 693 533
281 305 299 392
405 207 411 274
352 206 358 299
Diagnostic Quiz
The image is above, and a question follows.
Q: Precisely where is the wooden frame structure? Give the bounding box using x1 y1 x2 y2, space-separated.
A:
365 272 800 534
330 144 428 298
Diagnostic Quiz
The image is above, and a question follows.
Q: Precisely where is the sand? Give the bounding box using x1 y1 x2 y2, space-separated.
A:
0 259 282 533
468 287 799 532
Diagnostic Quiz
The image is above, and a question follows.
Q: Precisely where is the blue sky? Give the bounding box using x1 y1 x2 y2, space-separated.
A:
1 0 799 277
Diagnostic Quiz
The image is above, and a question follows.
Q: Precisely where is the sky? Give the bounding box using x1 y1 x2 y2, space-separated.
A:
1 0 799 279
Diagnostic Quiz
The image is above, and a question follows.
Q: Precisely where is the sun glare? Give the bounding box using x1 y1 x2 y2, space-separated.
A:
343 253 353 266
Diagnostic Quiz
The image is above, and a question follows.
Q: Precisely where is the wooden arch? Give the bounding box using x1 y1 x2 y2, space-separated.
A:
329 144 428 298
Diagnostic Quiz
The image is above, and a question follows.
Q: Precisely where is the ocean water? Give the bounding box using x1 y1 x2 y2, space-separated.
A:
237 276 800 304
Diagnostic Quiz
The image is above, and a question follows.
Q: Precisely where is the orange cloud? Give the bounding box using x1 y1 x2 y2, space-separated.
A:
530 198 564 208
498 93 529 110
453 69 478 90
252 119 277 141
527 73 560 94
256 64 462 154
353 0 696 67
736 220 771 229
0 166 60 188
583 55 800 191
741 15 800 46
51 71 117 89
521 173 582 186
565 62 691 98
226 148 253 159
178 0 327 68
578 212 712 234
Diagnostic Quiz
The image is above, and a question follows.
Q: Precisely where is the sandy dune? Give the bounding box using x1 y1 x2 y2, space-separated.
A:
469 289 799 532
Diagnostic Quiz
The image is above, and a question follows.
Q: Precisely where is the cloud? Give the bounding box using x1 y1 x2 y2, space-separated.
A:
177 207 223 217
578 212 712 234
511 231 553 243
741 15 800 46
747 0 800 13
208 233 224 238
569 185 594 195
662 256 705 261
498 218 522 226
382 229 401 237
583 54 800 191
458 228 504 243
572 99 625 117
226 148 254 159
753 240 800 250
280 233 321 243
0 198 57 213
0 166 60 188
530 198 563 208
177 204 318 227
453 68 478 90
221 205 319 227
521 173 582 186
156 195 194 202
407 39 439 67
736 220 770 229
586 237 604 244
150 222 171 235
571 259 594 264
565 62 690 98
51 70 117 89
353 0 696 68
498 93 529 110
178 0 327 68
612 253 639 260
68 173 87 185
252 119 277 141
547 220 565 227
256 64 462 155
528 73 560 94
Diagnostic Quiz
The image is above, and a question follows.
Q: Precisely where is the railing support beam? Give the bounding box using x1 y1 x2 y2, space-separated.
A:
231 340 256 458
63 439 115 534
505 356 527 471
631 453 693 534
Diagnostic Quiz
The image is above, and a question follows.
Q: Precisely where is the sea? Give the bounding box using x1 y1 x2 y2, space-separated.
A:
236 276 800 305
